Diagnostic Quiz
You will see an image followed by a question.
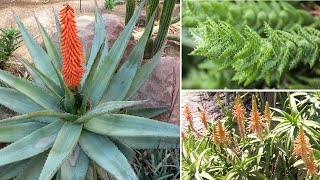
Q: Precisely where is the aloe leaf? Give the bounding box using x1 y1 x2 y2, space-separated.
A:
125 107 169 118
124 45 165 100
112 136 179 149
84 114 179 138
0 87 44 114
109 137 135 162
18 56 45 87
53 8 61 48
13 12 59 84
15 152 48 180
0 70 61 111
19 57 63 97
97 37 109 68
0 120 64 166
60 145 90 180
40 122 83 180
0 110 77 124
88 0 146 107
0 122 45 143
35 15 62 71
102 12 155 101
81 1 106 86
76 100 147 123
0 159 29 180
79 131 138 180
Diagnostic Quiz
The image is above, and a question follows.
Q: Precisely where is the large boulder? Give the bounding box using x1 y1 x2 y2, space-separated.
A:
130 56 180 125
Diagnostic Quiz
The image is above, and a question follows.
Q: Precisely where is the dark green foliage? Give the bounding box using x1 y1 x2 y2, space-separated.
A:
125 0 136 25
0 26 21 69
183 1 320 34
105 0 124 10
191 20 320 87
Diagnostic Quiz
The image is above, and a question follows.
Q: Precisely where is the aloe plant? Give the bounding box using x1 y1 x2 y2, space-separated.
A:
0 1 179 179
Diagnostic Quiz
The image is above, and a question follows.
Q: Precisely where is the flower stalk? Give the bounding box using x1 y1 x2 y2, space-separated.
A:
232 94 246 139
249 95 265 140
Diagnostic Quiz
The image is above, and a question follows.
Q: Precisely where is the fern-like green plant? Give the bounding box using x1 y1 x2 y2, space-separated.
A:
191 20 320 87
0 1 179 179
183 1 320 34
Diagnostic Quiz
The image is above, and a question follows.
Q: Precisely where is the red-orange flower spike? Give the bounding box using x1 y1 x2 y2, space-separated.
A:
200 110 208 130
293 127 312 157
60 4 85 88
216 120 229 144
232 94 246 138
185 103 193 127
249 96 265 140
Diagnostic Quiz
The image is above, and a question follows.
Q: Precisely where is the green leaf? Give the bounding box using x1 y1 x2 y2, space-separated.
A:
79 131 138 180
18 56 45 87
0 70 61 111
0 120 64 166
40 122 83 180
125 107 169 118
0 122 45 142
0 159 30 180
81 2 106 86
109 137 135 162
13 12 59 84
88 0 146 107
76 101 147 123
84 114 179 138
60 145 90 180
53 8 61 48
35 15 62 71
102 12 155 101
0 87 44 114
110 136 179 149
15 152 48 180
124 45 164 100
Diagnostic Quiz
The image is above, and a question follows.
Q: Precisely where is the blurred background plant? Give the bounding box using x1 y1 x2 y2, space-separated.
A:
104 0 124 10
0 26 21 70
182 1 320 89
182 92 320 179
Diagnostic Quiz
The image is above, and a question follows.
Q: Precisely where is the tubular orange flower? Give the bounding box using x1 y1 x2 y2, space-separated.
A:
185 103 193 128
304 154 318 177
264 101 272 124
249 96 265 140
232 94 246 138
200 110 208 130
60 4 85 88
212 125 220 149
216 120 229 144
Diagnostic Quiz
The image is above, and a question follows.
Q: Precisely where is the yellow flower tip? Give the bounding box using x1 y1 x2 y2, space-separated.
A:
200 110 208 130
249 96 265 140
233 94 246 138
264 101 272 124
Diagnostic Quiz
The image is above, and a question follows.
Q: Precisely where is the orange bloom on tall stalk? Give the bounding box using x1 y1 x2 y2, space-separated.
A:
249 96 265 140
60 4 85 88
232 94 246 138
212 120 229 148
200 110 208 130
185 103 194 129
264 101 272 124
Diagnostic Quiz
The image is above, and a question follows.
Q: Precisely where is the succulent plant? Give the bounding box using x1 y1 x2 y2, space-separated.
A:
0 1 179 179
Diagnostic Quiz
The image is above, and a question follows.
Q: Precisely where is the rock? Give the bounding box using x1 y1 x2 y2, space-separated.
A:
51 13 135 62
130 56 180 125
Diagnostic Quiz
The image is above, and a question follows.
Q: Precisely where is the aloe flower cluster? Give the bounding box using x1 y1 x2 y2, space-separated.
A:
232 94 246 139
212 120 229 150
249 96 266 140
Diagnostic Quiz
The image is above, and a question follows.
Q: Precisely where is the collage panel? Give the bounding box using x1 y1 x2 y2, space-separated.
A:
182 1 320 89
0 0 180 179
181 91 320 179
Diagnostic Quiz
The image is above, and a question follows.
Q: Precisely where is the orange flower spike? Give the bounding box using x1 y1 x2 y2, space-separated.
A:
200 110 208 130
264 101 272 124
60 4 85 88
249 95 265 140
212 125 220 150
304 155 318 177
185 103 193 127
216 120 229 144
293 127 312 157
232 94 246 138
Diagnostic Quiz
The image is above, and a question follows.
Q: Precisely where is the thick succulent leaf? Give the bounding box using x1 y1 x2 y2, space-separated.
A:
125 107 169 118
0 70 61 111
0 120 64 166
97 37 109 68
110 137 135 162
19 57 63 97
40 122 83 180
0 122 45 143
84 114 179 138
13 13 59 84
79 131 138 180
60 145 90 180
0 110 77 124
35 16 62 71
88 0 146 107
125 45 165 100
81 1 106 86
76 100 147 123
19 56 45 87
0 87 44 114
15 152 48 180
102 12 155 101
110 136 179 149
53 8 62 48
0 159 29 180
